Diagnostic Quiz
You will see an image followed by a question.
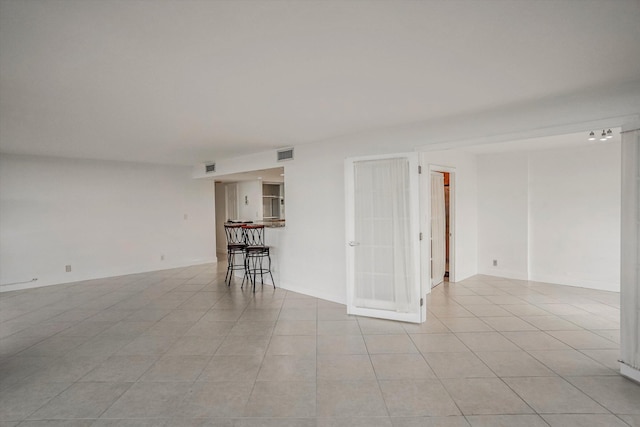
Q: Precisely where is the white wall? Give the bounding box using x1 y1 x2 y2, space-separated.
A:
528 143 621 291
0 154 216 292
236 180 263 222
477 152 529 279
476 142 621 291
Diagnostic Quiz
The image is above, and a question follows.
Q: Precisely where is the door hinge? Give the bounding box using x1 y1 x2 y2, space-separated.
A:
419 232 423 241
420 297 424 306
418 165 422 174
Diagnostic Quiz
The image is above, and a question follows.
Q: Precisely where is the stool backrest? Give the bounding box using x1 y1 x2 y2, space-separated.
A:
242 224 265 247
224 224 245 246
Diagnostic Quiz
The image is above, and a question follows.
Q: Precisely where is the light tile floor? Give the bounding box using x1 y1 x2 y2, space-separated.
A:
1 264 639 426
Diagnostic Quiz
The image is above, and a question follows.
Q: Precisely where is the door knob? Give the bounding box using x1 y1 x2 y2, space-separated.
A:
348 241 360 247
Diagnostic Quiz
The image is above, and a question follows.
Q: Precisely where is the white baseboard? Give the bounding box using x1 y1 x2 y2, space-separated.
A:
474 269 620 292
477 268 528 281
529 273 620 292
278 279 346 305
0 258 217 293
621 363 640 384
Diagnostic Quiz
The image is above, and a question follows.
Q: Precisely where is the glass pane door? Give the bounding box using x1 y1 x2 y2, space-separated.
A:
345 153 422 323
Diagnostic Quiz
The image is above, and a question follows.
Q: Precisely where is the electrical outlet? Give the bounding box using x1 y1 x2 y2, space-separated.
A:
65 265 72 272
160 255 165 261
493 260 498 267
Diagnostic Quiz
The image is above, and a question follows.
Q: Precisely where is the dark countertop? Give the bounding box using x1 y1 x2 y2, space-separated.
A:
225 220 285 228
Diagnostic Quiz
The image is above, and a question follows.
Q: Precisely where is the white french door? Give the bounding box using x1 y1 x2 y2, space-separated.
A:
345 153 423 323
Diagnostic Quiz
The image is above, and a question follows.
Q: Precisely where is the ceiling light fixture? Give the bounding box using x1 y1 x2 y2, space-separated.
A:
588 129 614 142
600 130 607 141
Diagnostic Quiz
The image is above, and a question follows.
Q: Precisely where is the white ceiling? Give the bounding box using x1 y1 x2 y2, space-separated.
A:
1 0 639 165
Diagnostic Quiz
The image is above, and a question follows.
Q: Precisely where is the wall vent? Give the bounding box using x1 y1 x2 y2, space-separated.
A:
277 148 294 162
205 163 216 173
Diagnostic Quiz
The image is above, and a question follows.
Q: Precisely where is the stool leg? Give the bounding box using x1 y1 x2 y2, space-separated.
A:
268 252 275 288
241 252 248 289
254 256 258 293
259 255 265 287
225 249 232 285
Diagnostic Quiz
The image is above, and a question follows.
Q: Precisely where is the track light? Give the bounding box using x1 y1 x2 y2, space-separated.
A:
588 129 614 142
600 130 607 141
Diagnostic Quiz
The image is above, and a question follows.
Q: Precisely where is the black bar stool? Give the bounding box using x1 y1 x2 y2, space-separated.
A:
241 224 275 292
224 223 246 285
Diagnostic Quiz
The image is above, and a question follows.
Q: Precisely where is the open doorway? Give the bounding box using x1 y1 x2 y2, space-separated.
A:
444 172 451 280
430 167 455 288
214 167 286 262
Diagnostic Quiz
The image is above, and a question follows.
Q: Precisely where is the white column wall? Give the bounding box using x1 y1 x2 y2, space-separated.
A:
620 123 640 382
214 182 227 259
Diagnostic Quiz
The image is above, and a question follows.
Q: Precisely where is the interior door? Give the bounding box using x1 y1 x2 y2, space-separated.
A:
345 153 423 323
431 172 446 287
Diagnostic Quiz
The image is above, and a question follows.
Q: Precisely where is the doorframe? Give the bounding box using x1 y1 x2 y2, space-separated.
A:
424 164 456 291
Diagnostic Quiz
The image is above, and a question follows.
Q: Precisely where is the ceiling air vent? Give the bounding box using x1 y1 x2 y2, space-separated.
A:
205 163 216 173
277 148 294 162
